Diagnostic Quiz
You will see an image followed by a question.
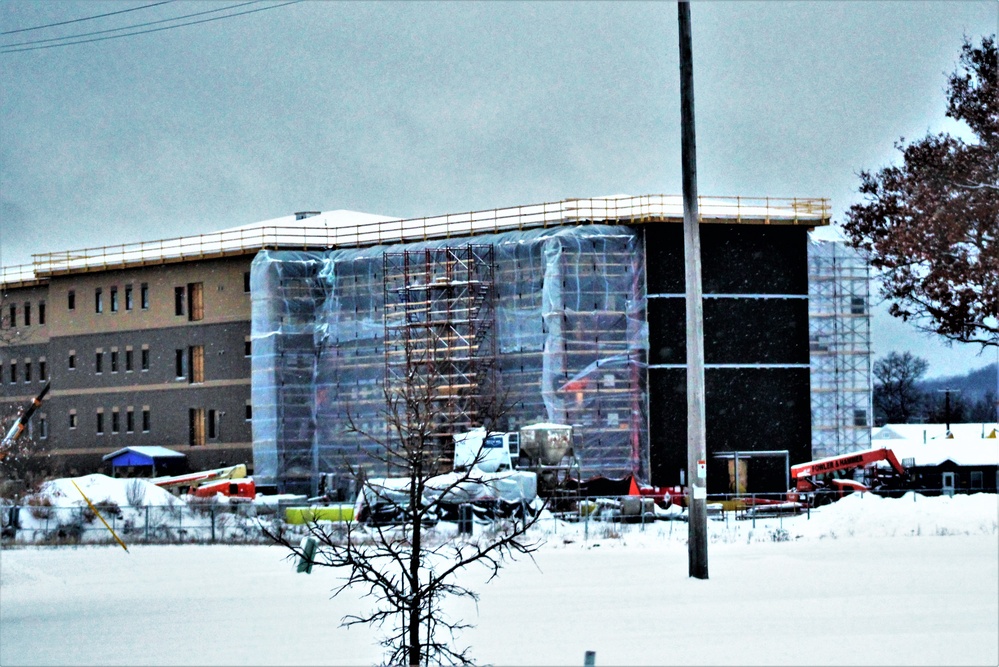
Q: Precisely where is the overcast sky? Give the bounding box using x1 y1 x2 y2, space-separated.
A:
1 1 996 379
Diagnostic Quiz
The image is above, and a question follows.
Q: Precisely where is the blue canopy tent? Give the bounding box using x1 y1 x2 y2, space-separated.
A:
102 446 186 478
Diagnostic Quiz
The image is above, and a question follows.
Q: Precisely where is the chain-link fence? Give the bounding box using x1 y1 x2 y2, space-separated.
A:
1 501 278 546
1 488 991 547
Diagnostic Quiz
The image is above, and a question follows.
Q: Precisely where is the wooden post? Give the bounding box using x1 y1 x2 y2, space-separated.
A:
678 0 708 579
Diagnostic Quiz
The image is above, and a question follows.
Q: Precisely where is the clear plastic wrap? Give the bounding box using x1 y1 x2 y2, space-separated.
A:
251 225 648 494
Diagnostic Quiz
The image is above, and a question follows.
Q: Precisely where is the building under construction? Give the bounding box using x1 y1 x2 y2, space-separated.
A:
250 195 832 496
2 193 877 496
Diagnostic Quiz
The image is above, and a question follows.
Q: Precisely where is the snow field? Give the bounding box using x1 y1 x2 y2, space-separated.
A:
1 492 996 666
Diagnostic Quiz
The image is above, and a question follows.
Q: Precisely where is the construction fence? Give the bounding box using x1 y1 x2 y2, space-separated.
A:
1 489 989 547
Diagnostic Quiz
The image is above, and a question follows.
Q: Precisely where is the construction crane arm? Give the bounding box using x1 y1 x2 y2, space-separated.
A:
0 382 51 460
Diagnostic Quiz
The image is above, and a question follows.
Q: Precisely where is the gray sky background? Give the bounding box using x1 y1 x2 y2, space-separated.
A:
1 1 996 379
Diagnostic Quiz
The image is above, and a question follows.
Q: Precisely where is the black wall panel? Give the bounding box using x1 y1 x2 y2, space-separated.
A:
648 367 811 491
648 297 809 365
645 222 812 492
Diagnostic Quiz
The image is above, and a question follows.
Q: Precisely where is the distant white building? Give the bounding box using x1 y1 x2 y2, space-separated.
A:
872 422 999 494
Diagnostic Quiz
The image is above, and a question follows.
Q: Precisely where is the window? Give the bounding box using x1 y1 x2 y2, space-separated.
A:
68 290 75 310
174 286 185 316
9 361 15 384
23 302 31 326
851 297 866 315
244 337 252 357
971 471 983 490
189 345 205 383
189 408 206 446
95 350 103 374
244 271 251 293
68 350 76 370
39 301 45 325
38 414 47 440
24 360 31 383
141 346 150 371
8 304 15 328
208 409 218 439
39 358 46 381
142 407 150 432
110 349 119 373
95 288 103 313
96 410 105 435
140 283 149 310
69 410 77 430
125 285 133 311
110 287 118 312
245 401 252 421
853 409 868 427
188 282 204 321
126 408 134 434
111 409 120 434
125 348 133 372
175 349 186 379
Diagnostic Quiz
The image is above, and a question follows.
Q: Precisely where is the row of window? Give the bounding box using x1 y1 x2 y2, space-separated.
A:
4 339 253 384
74 282 205 319
7 272 253 328
5 358 47 384
68 339 252 377
74 403 253 439
79 346 151 375
84 407 152 435
5 301 46 328
74 283 150 314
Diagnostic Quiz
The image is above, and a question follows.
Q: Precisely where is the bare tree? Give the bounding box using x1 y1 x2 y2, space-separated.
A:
873 351 929 425
265 355 545 666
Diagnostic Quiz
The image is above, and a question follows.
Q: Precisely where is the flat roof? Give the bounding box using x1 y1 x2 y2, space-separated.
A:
2 194 830 286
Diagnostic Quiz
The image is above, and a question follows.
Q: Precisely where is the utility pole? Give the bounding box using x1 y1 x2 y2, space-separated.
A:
677 0 708 579
937 388 960 436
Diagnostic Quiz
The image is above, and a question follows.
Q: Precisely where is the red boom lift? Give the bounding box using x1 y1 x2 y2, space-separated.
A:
790 447 908 503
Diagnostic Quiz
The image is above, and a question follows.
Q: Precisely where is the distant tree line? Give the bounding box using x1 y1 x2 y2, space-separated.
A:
873 351 998 426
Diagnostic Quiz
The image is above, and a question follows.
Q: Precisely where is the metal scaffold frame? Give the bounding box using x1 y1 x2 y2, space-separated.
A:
382 245 497 448
808 239 873 459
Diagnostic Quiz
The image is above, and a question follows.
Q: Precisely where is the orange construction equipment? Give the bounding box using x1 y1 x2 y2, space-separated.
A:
790 447 907 492
151 463 249 495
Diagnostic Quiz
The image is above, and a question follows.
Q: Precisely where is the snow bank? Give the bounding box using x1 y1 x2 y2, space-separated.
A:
38 474 182 509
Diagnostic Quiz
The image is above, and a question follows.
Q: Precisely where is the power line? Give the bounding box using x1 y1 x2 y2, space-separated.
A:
0 2 174 36
2 2 260 49
1 1 301 54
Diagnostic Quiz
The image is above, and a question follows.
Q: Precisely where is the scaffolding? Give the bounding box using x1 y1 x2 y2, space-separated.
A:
383 245 497 454
808 237 873 459
251 225 649 496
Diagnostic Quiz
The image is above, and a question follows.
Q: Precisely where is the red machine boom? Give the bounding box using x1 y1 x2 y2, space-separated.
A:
791 447 906 491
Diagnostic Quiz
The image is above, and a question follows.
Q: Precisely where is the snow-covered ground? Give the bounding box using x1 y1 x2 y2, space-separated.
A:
1 491 996 666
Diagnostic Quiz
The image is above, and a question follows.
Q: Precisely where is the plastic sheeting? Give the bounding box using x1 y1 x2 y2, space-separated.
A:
251 225 649 495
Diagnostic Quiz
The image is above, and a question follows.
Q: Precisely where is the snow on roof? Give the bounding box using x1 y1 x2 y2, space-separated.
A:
873 423 999 442
102 446 186 462
6 194 830 284
886 438 999 468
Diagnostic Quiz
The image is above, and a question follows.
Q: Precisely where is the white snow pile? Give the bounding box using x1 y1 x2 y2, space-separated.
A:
38 473 182 509
526 491 998 547
788 491 999 539
5 474 264 543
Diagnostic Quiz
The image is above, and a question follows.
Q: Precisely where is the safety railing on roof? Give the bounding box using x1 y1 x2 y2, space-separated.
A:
0 263 40 287
24 195 830 278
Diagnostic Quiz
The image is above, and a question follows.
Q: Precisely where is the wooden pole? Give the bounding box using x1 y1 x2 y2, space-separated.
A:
678 0 708 579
